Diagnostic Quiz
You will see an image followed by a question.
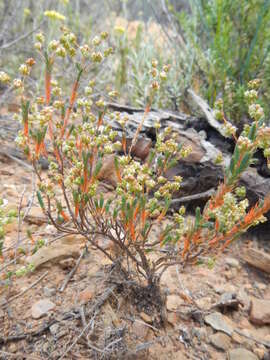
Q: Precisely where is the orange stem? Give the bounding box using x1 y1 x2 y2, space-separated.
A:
45 71 51 106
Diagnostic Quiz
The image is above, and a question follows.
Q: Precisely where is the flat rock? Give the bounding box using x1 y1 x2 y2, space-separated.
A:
205 312 234 336
242 248 270 274
31 299 55 319
228 348 258 360
209 332 231 351
24 206 47 225
225 257 240 268
26 244 81 269
250 298 270 325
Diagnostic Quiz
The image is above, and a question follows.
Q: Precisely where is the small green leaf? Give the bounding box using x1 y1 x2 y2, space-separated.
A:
195 207 202 229
99 194 104 209
236 153 251 175
105 199 112 213
248 123 257 141
94 158 102 177
37 191 45 209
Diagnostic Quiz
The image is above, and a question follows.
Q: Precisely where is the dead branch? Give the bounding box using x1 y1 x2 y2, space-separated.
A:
58 286 116 359
59 248 86 292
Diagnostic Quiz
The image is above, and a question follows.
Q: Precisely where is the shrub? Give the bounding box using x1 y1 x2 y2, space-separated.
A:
111 22 190 110
169 0 270 123
3 29 270 308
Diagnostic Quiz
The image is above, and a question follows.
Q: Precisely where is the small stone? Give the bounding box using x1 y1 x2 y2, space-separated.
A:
228 348 258 360
192 327 208 341
238 289 251 311
205 312 234 336
50 323 60 336
59 257 76 270
225 268 237 280
209 332 231 351
131 138 152 161
225 257 240 268
166 294 184 311
79 288 94 304
43 287 56 297
196 296 212 311
255 283 267 291
9 343 17 353
26 243 80 269
253 348 266 360
247 326 270 345
31 299 55 319
214 292 240 312
250 298 270 325
214 284 236 294
140 312 152 324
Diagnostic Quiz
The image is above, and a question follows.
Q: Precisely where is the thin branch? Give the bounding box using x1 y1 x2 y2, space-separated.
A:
59 248 86 292
0 21 45 50
59 286 116 359
1 271 48 307
15 184 26 262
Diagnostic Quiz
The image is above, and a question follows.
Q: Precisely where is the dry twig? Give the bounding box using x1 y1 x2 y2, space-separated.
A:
59 286 116 359
59 248 86 292
0 271 48 307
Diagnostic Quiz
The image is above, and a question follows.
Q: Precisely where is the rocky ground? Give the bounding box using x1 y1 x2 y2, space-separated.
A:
0 122 269 359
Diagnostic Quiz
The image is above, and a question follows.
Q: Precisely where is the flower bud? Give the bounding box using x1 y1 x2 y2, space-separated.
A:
19 64 30 76
0 71 10 83
151 59 158 68
36 32 45 43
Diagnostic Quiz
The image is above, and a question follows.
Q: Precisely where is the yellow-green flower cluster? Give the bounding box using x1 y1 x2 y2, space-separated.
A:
0 71 10 83
210 193 249 232
44 10 66 21
149 59 170 93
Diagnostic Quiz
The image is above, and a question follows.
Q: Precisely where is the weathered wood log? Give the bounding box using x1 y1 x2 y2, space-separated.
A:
1 94 270 214
108 99 270 209
242 248 270 274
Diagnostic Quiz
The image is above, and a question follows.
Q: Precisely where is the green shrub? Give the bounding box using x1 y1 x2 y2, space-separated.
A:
2 29 270 306
170 0 270 123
